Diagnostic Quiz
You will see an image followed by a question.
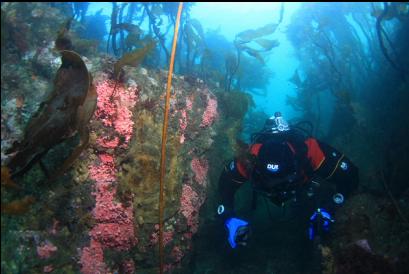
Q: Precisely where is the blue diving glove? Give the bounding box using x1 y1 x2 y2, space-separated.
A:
224 217 249 248
308 208 335 240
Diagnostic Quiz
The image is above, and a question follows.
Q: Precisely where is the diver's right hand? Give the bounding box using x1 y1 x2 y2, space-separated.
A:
224 217 249 248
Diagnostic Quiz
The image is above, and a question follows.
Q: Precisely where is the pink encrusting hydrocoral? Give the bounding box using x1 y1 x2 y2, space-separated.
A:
96 136 120 149
94 80 138 142
179 109 188 144
191 157 209 186
149 229 175 247
122 259 136 274
43 265 54 273
113 88 137 142
178 96 194 144
94 80 116 127
180 185 205 234
171 246 184 262
88 153 116 184
200 94 218 128
90 222 136 250
80 78 138 274
80 240 107 274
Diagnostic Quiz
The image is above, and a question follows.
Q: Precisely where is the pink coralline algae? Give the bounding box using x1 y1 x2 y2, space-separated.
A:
200 95 218 128
191 157 208 185
180 185 204 233
37 242 57 259
80 78 138 274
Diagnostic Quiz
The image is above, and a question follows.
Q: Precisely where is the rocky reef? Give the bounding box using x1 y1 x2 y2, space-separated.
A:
1 3 244 273
1 56 222 274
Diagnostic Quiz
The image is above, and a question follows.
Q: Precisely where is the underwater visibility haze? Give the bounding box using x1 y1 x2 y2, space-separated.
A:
1 2 409 274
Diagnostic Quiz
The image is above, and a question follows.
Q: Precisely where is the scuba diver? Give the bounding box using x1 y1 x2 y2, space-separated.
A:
216 112 359 248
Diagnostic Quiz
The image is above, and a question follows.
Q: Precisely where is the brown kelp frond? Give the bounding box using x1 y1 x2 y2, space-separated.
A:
234 22 280 61
113 23 143 34
113 40 156 80
237 45 265 64
55 17 74 51
224 21 280 91
1 196 36 215
184 19 205 49
47 82 97 183
75 82 98 130
6 49 91 178
254 38 280 51
289 69 303 87
236 23 279 43
1 166 20 189
374 2 407 81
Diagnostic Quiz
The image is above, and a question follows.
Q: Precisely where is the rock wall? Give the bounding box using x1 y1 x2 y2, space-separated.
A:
1 3 244 273
1 55 220 273
75 67 219 273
